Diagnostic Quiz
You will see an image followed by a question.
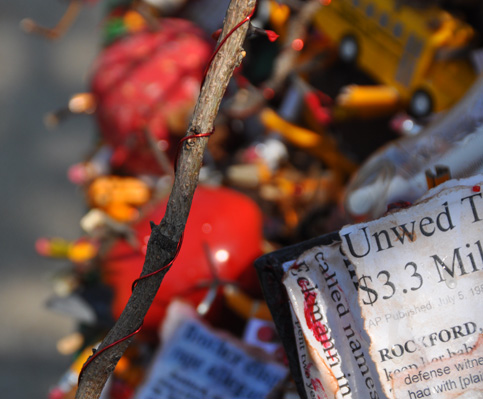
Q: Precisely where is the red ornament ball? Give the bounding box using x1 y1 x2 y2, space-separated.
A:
101 186 264 331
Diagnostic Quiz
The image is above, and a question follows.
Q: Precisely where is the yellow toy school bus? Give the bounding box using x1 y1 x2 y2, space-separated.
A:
313 0 478 117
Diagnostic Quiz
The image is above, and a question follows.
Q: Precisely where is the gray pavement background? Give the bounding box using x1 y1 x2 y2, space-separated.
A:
1 3 103 398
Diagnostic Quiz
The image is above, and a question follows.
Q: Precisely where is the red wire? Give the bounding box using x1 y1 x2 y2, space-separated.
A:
78 5 257 385
78 234 183 384
79 323 143 382
174 131 214 173
201 7 256 88
131 232 184 291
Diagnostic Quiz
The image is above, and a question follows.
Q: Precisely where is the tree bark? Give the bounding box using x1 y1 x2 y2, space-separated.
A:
75 1 256 397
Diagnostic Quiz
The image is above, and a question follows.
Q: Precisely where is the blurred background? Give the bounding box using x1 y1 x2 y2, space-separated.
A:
0 3 102 398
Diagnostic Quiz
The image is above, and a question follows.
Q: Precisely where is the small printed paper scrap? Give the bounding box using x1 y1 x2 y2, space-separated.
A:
135 301 288 399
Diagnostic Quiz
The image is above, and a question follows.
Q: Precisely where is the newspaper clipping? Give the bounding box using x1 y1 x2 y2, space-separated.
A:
283 175 483 399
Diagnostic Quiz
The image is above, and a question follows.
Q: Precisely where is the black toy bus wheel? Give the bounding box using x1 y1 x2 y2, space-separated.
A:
338 35 359 63
409 90 433 118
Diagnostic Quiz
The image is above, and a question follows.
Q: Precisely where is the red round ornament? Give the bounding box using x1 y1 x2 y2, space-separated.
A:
101 186 264 331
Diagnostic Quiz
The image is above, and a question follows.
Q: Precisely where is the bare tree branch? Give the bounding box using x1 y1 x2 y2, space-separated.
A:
266 0 322 93
75 1 256 397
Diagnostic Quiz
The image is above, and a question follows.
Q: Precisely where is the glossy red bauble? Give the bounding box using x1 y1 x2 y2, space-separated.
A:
101 186 264 331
